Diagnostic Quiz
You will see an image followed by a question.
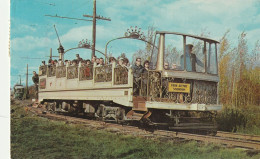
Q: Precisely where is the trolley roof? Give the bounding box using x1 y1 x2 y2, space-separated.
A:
14 85 24 89
156 31 219 44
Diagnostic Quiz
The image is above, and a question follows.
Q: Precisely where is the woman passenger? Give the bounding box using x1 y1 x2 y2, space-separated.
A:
109 57 116 64
84 60 92 78
124 58 131 68
86 59 91 67
143 60 149 73
71 60 77 66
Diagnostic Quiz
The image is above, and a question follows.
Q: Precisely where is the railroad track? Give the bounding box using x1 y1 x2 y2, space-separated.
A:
28 106 260 151
216 131 260 142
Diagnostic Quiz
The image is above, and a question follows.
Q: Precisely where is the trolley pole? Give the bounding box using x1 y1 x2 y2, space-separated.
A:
19 75 21 85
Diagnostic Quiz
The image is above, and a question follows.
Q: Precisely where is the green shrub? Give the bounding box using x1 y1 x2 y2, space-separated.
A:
216 107 247 132
242 105 260 128
217 105 260 133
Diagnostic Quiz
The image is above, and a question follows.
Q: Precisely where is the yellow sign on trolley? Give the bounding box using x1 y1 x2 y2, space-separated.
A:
168 82 190 93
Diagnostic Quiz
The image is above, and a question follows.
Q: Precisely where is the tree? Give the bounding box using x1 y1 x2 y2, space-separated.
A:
132 26 156 65
218 30 260 108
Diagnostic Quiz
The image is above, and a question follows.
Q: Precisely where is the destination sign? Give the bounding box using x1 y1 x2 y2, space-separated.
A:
168 82 190 93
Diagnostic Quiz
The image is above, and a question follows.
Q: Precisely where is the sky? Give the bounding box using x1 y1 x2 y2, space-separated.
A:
10 0 260 87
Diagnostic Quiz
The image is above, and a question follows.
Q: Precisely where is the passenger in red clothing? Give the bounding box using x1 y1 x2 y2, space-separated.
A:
84 59 92 78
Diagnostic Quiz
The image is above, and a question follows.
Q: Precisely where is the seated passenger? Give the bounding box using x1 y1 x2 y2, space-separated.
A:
86 59 91 67
171 63 180 70
96 58 100 65
53 59 58 66
109 57 116 64
180 44 204 72
164 62 170 70
117 57 124 67
71 60 77 66
68 60 72 66
58 59 64 66
84 60 92 78
64 60 68 66
91 55 96 64
48 59 53 66
99 58 104 66
122 58 127 68
81 60 86 66
123 58 131 68
41 61 46 66
40 61 46 75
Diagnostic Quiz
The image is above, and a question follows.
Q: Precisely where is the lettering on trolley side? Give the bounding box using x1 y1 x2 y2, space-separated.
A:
168 82 190 93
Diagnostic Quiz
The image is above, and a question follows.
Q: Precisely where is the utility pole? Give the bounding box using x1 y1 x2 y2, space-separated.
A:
50 48 52 60
92 0 96 59
45 0 111 58
26 64 28 98
83 0 111 58
47 48 58 59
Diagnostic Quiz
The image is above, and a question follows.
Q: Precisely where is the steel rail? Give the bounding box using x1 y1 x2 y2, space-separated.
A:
29 107 260 150
154 130 260 150
217 131 260 142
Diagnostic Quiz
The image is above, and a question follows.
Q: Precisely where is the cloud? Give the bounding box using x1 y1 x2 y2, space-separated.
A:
11 36 54 52
60 24 130 44
60 26 92 43
17 24 37 32
191 0 255 15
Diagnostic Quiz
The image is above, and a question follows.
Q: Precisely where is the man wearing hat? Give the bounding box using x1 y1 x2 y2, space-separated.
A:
180 44 203 72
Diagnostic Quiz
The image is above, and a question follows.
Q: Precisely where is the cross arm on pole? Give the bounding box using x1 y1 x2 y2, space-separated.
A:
45 14 93 22
83 14 111 21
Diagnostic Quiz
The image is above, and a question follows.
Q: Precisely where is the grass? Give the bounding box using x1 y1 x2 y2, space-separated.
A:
11 104 260 159
236 125 260 135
